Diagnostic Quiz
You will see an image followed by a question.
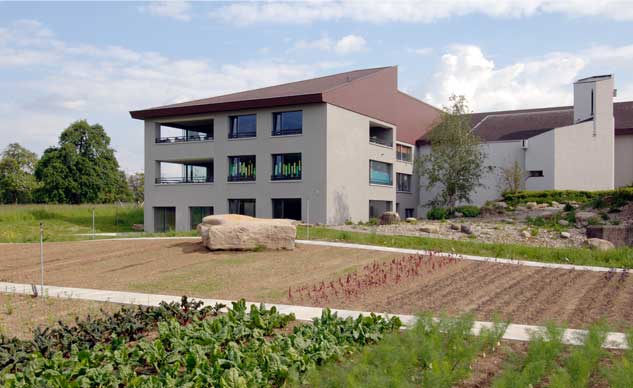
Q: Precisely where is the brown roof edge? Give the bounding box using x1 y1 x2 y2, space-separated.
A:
130 93 324 120
397 91 443 113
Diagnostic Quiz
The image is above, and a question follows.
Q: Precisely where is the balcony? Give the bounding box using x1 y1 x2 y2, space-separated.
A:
369 124 393 148
155 133 213 143
155 176 213 184
156 119 214 144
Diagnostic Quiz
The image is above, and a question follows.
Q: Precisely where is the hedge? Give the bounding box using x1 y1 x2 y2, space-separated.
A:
502 188 633 208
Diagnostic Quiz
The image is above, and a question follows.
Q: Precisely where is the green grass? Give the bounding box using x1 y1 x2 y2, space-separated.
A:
297 226 633 268
0 204 143 242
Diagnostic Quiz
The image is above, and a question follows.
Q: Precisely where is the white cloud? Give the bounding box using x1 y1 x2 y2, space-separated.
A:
333 34 366 54
212 0 633 25
424 44 591 111
141 1 192 21
293 34 366 55
0 19 344 172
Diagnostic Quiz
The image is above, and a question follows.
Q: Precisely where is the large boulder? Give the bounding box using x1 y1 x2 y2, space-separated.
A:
197 214 296 251
379 211 400 225
585 238 615 251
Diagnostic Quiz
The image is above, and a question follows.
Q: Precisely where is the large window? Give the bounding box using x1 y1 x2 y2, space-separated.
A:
190 206 214 230
369 160 392 185
273 111 302 136
154 207 175 232
229 114 257 138
396 173 411 192
272 153 302 180
228 155 256 182
272 198 301 220
396 144 412 162
229 199 256 217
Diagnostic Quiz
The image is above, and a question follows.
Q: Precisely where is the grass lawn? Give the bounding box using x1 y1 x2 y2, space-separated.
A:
297 226 633 268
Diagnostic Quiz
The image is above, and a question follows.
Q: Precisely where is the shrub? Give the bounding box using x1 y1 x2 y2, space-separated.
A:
455 205 480 218
564 203 574 212
366 218 379 226
502 188 633 209
427 207 448 220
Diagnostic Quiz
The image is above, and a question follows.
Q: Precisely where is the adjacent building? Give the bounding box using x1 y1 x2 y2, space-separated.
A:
131 68 633 232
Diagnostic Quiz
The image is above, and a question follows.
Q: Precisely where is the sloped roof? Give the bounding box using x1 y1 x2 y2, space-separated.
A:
130 66 441 144
466 101 633 142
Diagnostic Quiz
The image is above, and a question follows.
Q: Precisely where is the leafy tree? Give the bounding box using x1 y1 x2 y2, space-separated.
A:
127 172 144 203
0 143 40 203
416 95 489 210
34 120 132 203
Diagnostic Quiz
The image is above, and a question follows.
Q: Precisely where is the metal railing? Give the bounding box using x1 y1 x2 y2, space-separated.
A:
155 176 213 184
228 131 257 139
369 136 393 147
271 173 301 181
272 128 302 136
227 175 256 182
155 134 213 143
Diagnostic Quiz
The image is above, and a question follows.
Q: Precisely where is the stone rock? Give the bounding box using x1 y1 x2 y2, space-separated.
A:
536 203 549 209
502 218 515 224
586 224 633 247
197 214 296 251
560 231 571 239
585 238 615 251
460 224 473 235
449 223 460 231
405 217 417 224
515 206 527 212
494 201 508 209
454 212 464 218
480 206 497 217
526 202 537 209
379 211 401 225
521 230 531 238
558 219 569 227
132 224 144 231
575 211 597 227
419 225 440 234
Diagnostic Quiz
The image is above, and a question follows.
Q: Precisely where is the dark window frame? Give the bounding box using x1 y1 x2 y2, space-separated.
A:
154 207 175 232
396 173 412 192
272 111 303 136
228 155 256 182
228 199 256 217
189 206 214 230
369 160 393 186
528 170 544 178
396 144 413 162
271 153 302 180
228 114 257 139
272 198 302 220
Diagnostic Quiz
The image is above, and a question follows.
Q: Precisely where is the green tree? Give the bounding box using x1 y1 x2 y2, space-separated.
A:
0 143 40 204
416 95 489 210
127 172 144 203
34 120 132 203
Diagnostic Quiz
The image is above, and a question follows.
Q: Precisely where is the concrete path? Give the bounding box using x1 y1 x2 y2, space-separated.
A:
0 281 627 349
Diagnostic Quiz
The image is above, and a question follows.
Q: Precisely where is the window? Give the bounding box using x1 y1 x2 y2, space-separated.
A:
273 111 302 136
396 173 411 192
405 208 415 218
369 200 392 218
272 198 301 220
272 153 302 180
154 207 175 232
190 206 214 230
229 199 256 217
228 155 256 182
529 170 544 177
229 114 256 138
369 160 392 185
369 125 393 147
396 144 412 162
591 89 594 116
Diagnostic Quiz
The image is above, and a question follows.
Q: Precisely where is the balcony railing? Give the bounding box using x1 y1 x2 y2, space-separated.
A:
271 173 301 181
272 128 302 136
155 176 213 184
369 136 393 147
155 134 213 143
228 131 257 139
227 175 256 182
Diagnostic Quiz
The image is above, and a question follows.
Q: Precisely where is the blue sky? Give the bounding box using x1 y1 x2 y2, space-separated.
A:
1 1 632 173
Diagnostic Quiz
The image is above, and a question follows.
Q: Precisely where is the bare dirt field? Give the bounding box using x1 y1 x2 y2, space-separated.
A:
2 238 633 330
0 293 120 339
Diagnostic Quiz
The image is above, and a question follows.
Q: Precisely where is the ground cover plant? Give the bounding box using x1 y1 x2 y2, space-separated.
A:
502 188 633 208
303 313 507 387
0 297 401 387
296 226 633 268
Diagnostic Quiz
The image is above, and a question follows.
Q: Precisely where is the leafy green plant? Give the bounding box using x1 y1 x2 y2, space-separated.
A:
606 329 633 388
455 205 480 217
427 207 448 220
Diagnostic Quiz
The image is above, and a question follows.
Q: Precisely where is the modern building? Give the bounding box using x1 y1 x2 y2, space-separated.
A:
131 68 633 231
418 74 633 210
130 66 440 232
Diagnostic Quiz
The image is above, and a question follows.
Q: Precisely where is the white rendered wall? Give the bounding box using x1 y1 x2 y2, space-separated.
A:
615 134 633 187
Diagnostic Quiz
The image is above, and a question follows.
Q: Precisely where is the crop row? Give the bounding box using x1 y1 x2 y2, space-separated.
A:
1 298 402 387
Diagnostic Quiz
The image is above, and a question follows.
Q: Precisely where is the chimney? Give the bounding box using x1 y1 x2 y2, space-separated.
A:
573 74 614 124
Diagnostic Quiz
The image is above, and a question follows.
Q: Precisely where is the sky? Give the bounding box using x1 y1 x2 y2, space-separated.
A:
1 0 633 174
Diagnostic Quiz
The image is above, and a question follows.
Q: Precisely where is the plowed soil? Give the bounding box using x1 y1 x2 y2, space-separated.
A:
2 239 632 330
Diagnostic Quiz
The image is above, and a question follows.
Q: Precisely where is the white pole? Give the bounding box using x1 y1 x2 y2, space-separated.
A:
92 208 95 239
39 222 44 297
306 198 310 240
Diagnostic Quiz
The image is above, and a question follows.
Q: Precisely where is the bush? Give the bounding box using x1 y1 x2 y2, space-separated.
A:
455 205 480 218
502 188 633 209
427 207 448 220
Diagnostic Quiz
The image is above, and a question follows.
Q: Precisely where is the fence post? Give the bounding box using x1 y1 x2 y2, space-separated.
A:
39 222 44 297
92 208 95 239
306 199 310 240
